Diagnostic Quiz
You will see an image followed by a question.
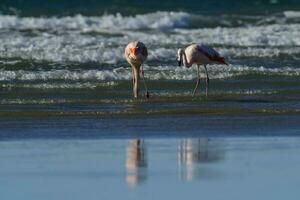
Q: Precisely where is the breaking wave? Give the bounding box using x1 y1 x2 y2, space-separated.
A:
0 11 299 66
0 25 300 65
0 65 299 82
0 11 299 31
0 12 190 31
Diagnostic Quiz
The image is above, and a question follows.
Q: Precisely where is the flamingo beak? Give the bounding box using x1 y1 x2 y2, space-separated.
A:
223 60 229 66
178 60 182 66
177 58 182 66
130 47 139 56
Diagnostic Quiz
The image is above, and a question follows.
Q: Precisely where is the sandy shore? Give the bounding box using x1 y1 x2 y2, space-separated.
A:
0 114 300 199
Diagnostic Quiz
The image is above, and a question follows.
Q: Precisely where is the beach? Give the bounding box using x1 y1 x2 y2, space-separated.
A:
1 114 300 200
1 0 300 199
1 119 300 200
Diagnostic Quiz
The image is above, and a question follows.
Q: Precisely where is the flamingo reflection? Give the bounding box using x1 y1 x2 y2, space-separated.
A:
178 138 223 181
126 139 147 187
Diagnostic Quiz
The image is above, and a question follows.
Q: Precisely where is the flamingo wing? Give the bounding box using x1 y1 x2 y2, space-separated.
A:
136 41 148 58
198 44 227 65
141 45 148 57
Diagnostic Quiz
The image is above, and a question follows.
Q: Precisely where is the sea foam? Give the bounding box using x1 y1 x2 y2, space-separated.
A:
0 65 299 82
1 24 300 64
0 12 299 65
284 11 300 18
0 12 190 31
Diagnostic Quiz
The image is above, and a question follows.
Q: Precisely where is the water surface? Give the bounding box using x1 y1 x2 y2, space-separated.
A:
1 1 300 199
1 135 300 200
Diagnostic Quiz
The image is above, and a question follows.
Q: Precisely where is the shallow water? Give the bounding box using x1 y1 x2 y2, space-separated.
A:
0 114 300 139
0 113 300 199
1 135 300 200
0 9 300 116
1 1 300 199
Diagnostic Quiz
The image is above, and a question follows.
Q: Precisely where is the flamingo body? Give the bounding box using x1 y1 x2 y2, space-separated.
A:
124 41 148 98
177 44 227 96
179 44 227 68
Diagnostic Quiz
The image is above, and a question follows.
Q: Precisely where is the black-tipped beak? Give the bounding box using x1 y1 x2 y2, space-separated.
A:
178 60 182 66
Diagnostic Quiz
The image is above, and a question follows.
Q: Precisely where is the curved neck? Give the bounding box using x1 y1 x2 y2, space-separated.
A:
181 51 192 68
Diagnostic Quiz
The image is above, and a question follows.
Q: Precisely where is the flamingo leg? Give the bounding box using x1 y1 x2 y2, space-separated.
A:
192 65 201 97
204 64 209 97
140 65 150 99
131 66 134 83
131 66 136 98
133 66 140 98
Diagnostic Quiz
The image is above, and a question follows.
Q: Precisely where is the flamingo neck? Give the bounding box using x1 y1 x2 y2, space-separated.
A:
181 51 192 68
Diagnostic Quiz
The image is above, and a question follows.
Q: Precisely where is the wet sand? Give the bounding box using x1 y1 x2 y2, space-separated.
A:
0 114 300 199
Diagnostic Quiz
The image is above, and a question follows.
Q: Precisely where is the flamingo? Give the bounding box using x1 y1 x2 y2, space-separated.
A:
125 41 149 99
177 44 228 97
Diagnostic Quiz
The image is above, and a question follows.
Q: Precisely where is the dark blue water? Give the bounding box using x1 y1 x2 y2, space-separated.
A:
1 2 300 200
1 0 300 16
0 114 300 141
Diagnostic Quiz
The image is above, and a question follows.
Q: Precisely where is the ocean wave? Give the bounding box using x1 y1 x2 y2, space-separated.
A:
147 65 300 80
174 24 300 46
0 11 299 65
0 82 118 89
0 68 131 81
1 28 300 65
284 11 300 18
0 65 299 82
0 12 190 31
0 11 299 31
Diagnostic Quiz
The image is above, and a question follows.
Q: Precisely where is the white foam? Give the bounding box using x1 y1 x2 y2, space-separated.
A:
1 26 299 65
0 68 131 81
220 47 300 58
0 65 299 82
148 48 176 61
284 11 300 18
0 33 125 63
0 12 299 65
1 82 117 89
174 24 300 46
0 99 70 105
0 12 190 31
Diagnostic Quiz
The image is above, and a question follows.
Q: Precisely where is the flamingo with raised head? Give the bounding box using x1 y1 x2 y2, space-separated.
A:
125 41 148 99
177 44 228 97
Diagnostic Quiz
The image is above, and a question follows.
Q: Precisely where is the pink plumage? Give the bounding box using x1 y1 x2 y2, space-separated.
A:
177 43 228 97
124 41 148 99
125 41 148 67
197 44 227 65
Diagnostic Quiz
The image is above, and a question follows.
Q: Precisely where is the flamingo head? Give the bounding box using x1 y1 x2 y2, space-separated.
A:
177 48 183 66
129 47 139 56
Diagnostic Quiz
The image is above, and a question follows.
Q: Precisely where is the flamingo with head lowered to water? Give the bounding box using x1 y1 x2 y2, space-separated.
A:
125 41 149 99
177 44 228 97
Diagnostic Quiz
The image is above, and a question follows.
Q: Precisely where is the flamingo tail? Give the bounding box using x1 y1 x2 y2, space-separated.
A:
210 56 228 65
